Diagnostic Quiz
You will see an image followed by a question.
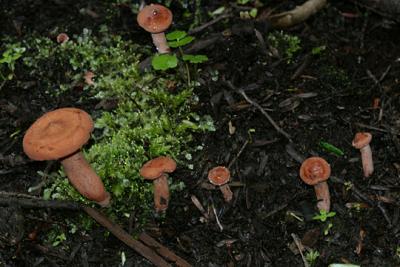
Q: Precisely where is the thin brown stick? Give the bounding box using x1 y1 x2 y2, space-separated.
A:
138 232 192 267
83 206 171 267
0 196 176 267
224 80 292 141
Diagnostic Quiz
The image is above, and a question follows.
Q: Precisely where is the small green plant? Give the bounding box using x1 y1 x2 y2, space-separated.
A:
305 249 320 266
268 31 301 63
344 181 353 191
313 210 336 222
0 43 25 84
151 30 208 85
311 45 326 56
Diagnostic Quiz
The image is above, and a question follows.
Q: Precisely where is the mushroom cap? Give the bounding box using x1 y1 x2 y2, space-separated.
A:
23 108 94 161
140 156 176 180
299 157 331 185
352 132 372 149
137 4 173 34
208 166 231 186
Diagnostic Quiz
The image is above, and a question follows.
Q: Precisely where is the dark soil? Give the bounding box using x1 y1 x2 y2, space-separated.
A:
1 0 400 266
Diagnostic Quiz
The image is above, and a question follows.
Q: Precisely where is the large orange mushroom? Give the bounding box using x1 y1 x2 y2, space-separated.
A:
23 108 110 206
140 156 176 212
208 166 233 203
352 132 374 178
137 4 173 54
299 157 331 212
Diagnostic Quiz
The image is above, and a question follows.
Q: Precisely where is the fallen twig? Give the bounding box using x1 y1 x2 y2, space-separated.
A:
0 196 192 267
266 0 327 28
138 232 192 267
291 233 309 267
224 80 292 141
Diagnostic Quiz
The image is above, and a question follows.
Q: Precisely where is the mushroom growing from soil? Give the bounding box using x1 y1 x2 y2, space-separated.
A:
137 4 173 54
23 108 110 207
56 33 69 44
352 132 374 178
299 157 331 212
140 156 176 212
208 166 233 203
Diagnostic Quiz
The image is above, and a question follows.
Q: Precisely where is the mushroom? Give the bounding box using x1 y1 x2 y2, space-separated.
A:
23 108 110 207
84 71 95 86
208 166 233 202
56 33 69 44
140 156 176 212
137 4 173 54
352 132 374 178
299 157 331 212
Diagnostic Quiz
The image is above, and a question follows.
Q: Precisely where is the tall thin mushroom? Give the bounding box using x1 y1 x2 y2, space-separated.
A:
299 157 331 212
140 156 176 212
23 108 110 206
352 132 374 178
137 4 173 54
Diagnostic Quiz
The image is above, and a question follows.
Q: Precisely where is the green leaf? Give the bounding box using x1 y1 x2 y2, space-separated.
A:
249 8 258 18
319 141 344 156
166 30 187 41
168 36 195 48
151 54 178 70
182 54 208 64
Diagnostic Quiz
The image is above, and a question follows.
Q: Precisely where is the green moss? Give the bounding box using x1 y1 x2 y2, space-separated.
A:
268 31 301 63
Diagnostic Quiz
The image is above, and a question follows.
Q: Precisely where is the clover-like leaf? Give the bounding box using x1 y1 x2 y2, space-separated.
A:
151 54 178 70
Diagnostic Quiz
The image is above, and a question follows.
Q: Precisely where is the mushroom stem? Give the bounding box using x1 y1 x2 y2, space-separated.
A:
360 145 374 177
61 151 110 207
314 182 330 212
151 32 170 54
219 184 233 203
152 174 169 212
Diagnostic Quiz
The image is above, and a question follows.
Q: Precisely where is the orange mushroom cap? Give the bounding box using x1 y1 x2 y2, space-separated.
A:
140 156 177 180
56 33 69 44
23 108 94 161
137 4 173 34
208 166 231 186
352 132 372 149
299 157 331 185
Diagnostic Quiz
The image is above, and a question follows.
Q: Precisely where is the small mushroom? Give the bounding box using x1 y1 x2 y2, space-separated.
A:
84 71 95 86
56 33 69 44
23 108 110 207
352 132 374 178
208 166 233 203
140 156 176 212
137 4 173 54
299 157 331 212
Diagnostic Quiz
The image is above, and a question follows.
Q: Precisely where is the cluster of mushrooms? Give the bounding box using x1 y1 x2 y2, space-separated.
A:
300 132 374 212
22 4 375 214
21 107 235 212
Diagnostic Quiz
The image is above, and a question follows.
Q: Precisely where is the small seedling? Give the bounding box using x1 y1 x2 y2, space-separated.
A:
313 210 336 222
323 222 333 235
151 30 208 80
344 181 353 191
305 249 320 266
311 45 326 56
319 141 344 156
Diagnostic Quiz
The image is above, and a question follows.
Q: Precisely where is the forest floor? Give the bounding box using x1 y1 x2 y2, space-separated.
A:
1 0 400 266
